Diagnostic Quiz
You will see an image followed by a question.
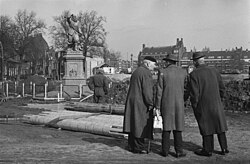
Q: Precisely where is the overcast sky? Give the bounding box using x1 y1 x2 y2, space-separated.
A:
1 0 250 59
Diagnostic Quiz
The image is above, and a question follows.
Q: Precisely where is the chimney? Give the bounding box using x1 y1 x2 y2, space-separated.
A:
177 38 179 44
142 44 145 49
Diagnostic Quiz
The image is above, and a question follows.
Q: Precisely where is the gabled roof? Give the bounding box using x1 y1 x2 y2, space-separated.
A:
141 45 176 55
99 63 110 68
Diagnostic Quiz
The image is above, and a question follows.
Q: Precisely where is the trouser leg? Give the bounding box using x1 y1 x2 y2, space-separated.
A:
95 96 101 103
217 132 228 150
128 133 145 152
173 130 183 153
134 137 145 152
93 95 98 103
202 135 214 152
162 131 171 154
97 96 101 103
99 96 105 103
128 133 134 151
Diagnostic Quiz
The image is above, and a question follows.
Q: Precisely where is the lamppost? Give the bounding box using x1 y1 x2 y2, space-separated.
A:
0 41 3 81
131 54 133 70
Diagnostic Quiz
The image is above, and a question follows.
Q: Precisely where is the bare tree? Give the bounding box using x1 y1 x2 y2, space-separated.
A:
11 10 46 79
202 46 210 52
103 47 121 62
51 10 107 55
0 15 15 58
78 10 107 58
49 10 71 50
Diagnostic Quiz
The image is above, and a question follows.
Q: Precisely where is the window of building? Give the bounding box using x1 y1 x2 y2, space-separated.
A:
208 56 214 59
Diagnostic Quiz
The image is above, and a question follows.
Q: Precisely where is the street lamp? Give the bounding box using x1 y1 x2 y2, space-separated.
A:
0 41 3 81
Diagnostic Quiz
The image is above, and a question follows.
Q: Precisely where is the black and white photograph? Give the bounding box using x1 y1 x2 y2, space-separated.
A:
0 0 250 163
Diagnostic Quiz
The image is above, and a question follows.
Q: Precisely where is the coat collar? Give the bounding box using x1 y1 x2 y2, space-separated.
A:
196 64 207 69
141 64 149 70
166 64 178 68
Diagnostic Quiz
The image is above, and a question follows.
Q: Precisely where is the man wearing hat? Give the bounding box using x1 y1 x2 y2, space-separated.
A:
123 56 157 154
88 68 109 103
155 54 188 158
188 52 229 156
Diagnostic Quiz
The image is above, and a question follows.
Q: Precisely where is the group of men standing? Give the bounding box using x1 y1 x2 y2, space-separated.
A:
123 52 229 158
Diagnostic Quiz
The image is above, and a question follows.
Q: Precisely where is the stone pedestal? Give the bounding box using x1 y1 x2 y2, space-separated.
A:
62 51 86 86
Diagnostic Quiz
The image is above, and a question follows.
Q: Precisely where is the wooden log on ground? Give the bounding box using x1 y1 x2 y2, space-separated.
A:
65 102 125 115
23 110 127 138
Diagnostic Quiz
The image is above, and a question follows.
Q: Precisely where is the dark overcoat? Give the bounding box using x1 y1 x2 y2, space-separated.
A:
123 65 154 139
88 73 109 96
155 65 187 131
189 64 228 136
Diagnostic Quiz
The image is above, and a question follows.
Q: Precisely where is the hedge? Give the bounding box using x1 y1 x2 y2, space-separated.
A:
224 80 250 111
91 79 250 112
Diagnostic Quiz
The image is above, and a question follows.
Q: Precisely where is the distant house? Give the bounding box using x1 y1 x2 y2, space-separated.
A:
181 47 250 73
2 33 49 80
138 38 186 68
85 56 105 77
101 65 116 74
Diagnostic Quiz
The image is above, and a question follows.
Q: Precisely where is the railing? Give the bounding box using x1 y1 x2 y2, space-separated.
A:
1 81 87 102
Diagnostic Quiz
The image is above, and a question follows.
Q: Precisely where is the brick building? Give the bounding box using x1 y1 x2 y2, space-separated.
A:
138 38 250 74
181 47 250 73
138 38 186 68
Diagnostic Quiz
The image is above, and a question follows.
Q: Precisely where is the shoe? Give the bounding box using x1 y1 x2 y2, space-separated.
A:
160 151 168 157
176 152 186 158
125 146 134 152
133 149 148 154
194 149 212 157
220 149 229 155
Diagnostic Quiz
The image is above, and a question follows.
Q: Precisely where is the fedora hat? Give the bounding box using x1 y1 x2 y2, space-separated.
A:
163 54 178 62
191 52 205 60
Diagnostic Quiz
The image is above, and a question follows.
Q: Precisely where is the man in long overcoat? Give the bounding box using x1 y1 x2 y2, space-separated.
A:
188 52 229 156
88 69 109 103
155 54 188 158
123 56 157 154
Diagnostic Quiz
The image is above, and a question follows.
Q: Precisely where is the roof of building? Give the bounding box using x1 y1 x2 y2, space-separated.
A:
6 58 20 63
182 50 250 60
141 46 176 55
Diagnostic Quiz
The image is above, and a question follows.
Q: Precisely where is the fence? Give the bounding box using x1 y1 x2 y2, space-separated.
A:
1 81 88 102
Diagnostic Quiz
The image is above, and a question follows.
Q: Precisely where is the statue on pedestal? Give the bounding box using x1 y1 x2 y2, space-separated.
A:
64 14 82 51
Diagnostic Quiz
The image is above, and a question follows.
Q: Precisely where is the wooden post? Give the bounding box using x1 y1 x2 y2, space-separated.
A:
22 83 24 97
32 83 36 98
30 82 32 93
57 93 60 102
14 81 17 93
6 82 8 97
60 83 63 98
44 83 47 99
79 84 82 98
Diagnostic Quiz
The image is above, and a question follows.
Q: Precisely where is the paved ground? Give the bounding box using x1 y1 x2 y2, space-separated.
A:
0 98 250 164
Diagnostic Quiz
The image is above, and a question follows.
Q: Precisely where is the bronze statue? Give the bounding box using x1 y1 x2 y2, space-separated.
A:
64 14 82 51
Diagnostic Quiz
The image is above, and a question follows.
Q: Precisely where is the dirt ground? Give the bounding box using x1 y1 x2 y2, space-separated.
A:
0 98 250 164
